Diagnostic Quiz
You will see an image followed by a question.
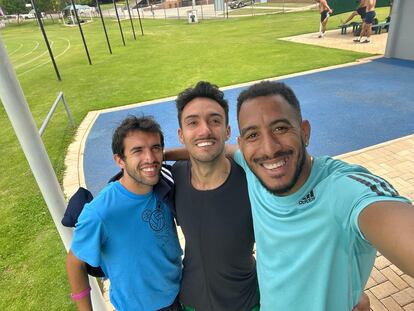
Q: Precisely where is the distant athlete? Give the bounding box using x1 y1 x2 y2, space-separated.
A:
341 0 367 25
316 0 333 38
355 0 376 43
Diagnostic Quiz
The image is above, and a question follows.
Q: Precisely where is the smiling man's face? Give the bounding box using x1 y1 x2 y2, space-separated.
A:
178 97 230 164
238 94 310 196
115 130 163 194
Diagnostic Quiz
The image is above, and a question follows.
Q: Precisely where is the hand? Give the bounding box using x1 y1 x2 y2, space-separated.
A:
352 292 370 311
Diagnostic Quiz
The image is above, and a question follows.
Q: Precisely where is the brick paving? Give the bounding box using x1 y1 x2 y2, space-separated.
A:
337 135 414 310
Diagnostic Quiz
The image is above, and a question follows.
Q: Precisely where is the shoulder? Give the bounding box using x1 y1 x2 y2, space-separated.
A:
171 160 189 178
319 158 399 199
82 182 120 216
229 157 247 177
172 160 187 170
160 164 174 185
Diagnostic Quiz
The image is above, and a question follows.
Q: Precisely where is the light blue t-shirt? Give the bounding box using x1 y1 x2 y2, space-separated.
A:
71 181 182 311
235 151 410 311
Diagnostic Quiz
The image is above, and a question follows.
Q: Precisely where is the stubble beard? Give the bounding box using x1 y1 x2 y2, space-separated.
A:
190 139 226 165
253 140 307 196
124 162 160 188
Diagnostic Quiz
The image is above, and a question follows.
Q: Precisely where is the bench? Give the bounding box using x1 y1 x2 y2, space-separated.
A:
338 22 361 35
371 22 390 34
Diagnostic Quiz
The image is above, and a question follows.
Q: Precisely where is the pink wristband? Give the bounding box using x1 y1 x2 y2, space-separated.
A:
71 287 91 301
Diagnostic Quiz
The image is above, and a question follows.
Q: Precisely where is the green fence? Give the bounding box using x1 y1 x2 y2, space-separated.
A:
329 0 390 16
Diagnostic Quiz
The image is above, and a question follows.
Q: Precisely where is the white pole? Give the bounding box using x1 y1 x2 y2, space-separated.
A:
0 36 108 310
384 0 400 58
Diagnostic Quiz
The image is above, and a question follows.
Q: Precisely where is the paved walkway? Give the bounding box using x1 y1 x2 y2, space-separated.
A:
281 28 389 55
337 136 414 311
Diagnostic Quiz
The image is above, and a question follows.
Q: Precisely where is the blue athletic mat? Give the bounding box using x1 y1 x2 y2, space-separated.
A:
84 58 414 196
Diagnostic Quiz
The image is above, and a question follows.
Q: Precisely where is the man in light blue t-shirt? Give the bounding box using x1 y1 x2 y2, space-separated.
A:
233 81 414 311
66 116 182 311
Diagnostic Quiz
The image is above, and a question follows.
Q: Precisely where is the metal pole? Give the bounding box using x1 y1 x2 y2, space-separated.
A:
96 0 113 54
38 92 75 136
61 94 76 127
113 0 126 46
134 0 144 35
30 0 61 81
70 0 92 65
149 0 155 19
384 0 399 58
125 0 136 39
0 37 107 311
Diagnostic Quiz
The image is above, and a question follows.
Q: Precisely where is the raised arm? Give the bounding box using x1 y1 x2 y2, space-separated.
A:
359 200 414 276
322 0 332 12
66 250 93 311
164 147 189 161
225 144 239 158
164 144 239 161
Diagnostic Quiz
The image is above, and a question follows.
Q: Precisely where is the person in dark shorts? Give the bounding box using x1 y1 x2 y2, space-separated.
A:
169 81 260 311
315 0 333 38
355 0 376 43
341 0 367 25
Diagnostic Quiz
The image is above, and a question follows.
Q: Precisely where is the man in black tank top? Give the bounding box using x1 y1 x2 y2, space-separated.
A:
172 81 259 311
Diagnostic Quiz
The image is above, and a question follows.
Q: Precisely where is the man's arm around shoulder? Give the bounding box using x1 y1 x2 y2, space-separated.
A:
66 250 93 311
359 200 414 277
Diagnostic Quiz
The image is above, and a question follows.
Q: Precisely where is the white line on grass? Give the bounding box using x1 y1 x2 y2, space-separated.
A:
11 41 40 62
18 38 71 77
15 41 54 69
8 43 23 56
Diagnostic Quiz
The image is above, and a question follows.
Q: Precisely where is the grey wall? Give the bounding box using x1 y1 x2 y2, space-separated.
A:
385 0 414 61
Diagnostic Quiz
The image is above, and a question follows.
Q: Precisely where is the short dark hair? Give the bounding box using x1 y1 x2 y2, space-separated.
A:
175 81 229 127
111 115 164 159
237 81 302 121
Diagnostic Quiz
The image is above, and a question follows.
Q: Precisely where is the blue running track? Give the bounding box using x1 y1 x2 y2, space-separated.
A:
83 58 414 196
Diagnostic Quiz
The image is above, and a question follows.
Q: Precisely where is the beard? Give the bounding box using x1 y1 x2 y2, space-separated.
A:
123 161 161 188
190 138 226 164
253 139 307 196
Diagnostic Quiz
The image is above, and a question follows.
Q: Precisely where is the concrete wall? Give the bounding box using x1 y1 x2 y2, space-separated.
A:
385 0 414 61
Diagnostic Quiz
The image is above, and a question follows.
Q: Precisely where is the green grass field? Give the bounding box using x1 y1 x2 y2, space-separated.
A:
0 8 388 310
228 7 284 15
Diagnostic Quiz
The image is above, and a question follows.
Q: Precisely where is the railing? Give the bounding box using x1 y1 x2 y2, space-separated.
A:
39 91 75 136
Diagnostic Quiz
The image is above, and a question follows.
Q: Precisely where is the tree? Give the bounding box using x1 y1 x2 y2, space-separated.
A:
0 0 27 15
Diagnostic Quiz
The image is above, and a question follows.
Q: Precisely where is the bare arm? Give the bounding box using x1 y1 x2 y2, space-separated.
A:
164 147 189 161
326 1 332 13
225 144 238 158
359 201 414 277
353 292 370 311
66 250 93 311
321 0 332 12
164 144 239 161
342 11 358 24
